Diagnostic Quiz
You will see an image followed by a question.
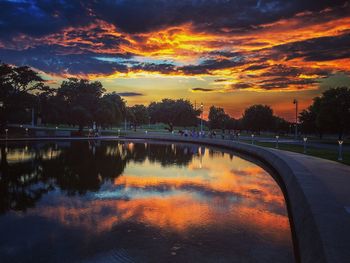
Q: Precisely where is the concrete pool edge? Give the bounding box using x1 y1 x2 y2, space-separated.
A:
122 134 350 263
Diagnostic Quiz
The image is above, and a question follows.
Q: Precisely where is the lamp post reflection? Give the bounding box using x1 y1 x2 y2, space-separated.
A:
338 140 344 161
200 102 204 135
293 99 298 140
199 146 205 168
124 102 127 132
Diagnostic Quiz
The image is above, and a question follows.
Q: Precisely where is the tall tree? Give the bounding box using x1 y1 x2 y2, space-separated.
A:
316 87 350 139
130 104 149 130
299 97 325 138
0 63 49 130
56 78 105 131
95 93 124 128
148 99 199 130
242 104 274 133
273 116 290 134
208 106 230 130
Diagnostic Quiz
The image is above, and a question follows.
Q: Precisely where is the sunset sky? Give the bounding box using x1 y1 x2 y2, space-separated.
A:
1 0 350 120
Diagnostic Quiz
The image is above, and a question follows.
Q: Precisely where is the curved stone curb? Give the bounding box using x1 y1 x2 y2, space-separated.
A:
124 133 350 263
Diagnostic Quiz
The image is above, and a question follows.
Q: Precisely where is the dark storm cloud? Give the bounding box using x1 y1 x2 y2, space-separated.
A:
208 51 242 58
0 47 129 76
117 92 144 97
179 59 245 75
91 0 349 34
231 83 252 89
257 64 330 80
272 33 350 62
131 63 176 74
214 79 229 82
245 63 270 71
1 0 348 38
260 64 301 77
258 78 319 90
191 88 215 92
0 0 89 39
231 77 319 90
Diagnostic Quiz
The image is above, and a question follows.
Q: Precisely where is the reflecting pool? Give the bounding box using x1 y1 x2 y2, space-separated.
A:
0 140 294 262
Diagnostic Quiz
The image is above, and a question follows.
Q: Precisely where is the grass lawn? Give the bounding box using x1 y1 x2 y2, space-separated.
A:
248 141 350 166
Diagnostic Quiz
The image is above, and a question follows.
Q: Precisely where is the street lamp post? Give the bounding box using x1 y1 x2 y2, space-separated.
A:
200 102 204 135
338 140 344 161
251 134 255 145
31 107 35 127
303 137 308 153
124 103 127 132
0 102 4 137
293 99 298 140
25 128 28 137
5 128 8 139
275 135 279 149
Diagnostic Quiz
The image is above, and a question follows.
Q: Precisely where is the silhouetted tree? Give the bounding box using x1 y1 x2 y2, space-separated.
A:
242 104 274 133
130 104 149 130
56 78 105 131
0 63 49 130
208 106 230 130
95 92 124 128
148 99 199 130
273 116 290 134
298 87 350 139
299 99 320 136
316 87 350 139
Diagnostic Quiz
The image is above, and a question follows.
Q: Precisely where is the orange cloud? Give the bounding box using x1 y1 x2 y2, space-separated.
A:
3 5 349 101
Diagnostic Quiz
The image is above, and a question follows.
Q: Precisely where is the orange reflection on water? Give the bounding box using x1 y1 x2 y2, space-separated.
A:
29 149 291 245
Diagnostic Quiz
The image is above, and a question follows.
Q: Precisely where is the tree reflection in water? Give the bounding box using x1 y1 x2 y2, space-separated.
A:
0 141 195 213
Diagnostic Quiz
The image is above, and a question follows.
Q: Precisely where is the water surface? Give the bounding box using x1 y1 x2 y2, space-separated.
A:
0 140 294 262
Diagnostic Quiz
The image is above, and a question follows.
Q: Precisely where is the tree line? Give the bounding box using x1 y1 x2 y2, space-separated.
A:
299 87 350 139
1 62 349 138
207 104 290 134
0 63 200 133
